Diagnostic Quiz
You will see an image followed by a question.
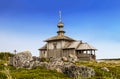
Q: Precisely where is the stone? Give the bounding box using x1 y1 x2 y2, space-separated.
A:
9 51 33 68
61 57 68 62
63 65 95 78
9 55 95 78
68 54 78 63
101 67 109 72
3 63 8 66
32 56 40 61
56 68 62 73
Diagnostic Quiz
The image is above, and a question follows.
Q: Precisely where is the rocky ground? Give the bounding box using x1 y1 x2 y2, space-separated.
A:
9 51 95 78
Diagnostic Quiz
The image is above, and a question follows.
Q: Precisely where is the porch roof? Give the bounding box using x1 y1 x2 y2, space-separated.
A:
76 43 97 50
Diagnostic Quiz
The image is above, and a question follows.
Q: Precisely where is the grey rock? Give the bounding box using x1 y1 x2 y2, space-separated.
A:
32 56 40 61
9 54 95 78
9 51 33 68
68 54 78 63
63 65 95 78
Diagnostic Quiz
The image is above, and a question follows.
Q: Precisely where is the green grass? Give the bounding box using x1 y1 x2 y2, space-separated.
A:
11 67 71 79
0 61 72 79
2 60 120 79
75 61 120 79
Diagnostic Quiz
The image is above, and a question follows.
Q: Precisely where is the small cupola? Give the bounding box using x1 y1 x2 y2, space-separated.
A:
57 11 65 36
57 21 64 27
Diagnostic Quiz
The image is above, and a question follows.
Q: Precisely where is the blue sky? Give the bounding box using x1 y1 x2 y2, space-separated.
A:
0 0 120 59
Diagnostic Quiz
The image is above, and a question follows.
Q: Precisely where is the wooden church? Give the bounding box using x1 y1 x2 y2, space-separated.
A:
39 12 97 60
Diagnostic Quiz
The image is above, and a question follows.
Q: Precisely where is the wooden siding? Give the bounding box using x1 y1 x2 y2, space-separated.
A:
47 49 62 58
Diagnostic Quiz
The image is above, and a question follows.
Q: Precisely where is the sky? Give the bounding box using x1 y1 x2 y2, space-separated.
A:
0 0 120 59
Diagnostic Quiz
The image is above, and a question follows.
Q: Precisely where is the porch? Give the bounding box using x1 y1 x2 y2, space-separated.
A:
76 50 96 60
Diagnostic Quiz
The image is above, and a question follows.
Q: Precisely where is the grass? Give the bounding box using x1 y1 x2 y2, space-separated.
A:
0 66 72 79
0 60 72 79
75 60 120 79
11 67 71 79
2 60 120 79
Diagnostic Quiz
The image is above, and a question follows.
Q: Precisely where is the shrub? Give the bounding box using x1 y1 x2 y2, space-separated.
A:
40 57 50 62
0 52 14 61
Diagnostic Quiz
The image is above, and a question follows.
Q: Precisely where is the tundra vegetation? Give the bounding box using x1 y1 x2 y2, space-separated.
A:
0 52 120 79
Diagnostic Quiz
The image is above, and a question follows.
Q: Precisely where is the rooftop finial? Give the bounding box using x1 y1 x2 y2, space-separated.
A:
59 10 62 22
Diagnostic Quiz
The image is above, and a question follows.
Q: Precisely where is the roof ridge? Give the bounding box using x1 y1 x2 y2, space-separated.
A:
44 35 75 42
76 41 82 49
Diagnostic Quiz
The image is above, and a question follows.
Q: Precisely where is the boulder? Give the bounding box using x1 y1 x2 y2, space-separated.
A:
39 58 95 78
61 57 68 62
63 65 95 78
9 54 95 78
56 68 62 73
9 51 33 68
68 54 78 63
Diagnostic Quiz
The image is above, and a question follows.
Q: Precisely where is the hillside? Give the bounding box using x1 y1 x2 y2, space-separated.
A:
0 52 120 79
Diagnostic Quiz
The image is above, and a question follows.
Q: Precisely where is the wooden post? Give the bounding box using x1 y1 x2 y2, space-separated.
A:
86 51 87 54
94 50 95 55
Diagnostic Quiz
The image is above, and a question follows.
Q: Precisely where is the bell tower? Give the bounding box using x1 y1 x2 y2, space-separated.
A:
57 11 65 36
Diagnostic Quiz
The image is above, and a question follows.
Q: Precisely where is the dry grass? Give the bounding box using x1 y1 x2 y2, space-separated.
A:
0 67 13 79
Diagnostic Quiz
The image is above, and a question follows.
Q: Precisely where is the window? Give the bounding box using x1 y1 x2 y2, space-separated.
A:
53 42 57 49
43 51 45 54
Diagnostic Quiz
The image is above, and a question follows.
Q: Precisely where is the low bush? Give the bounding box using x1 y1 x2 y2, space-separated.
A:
40 57 50 62
0 52 14 61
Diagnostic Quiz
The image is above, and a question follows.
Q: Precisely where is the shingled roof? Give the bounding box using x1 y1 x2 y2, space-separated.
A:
64 41 80 49
77 43 97 50
39 44 47 50
63 41 97 50
44 35 75 42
